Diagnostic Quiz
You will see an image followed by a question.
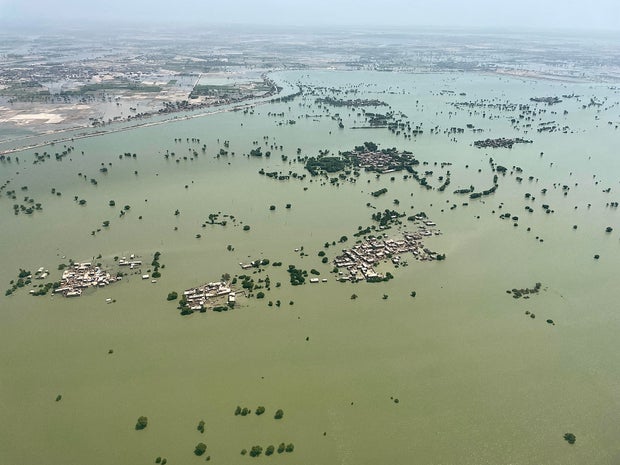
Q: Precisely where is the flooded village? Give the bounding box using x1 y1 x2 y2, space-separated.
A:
334 218 443 282
1 21 620 465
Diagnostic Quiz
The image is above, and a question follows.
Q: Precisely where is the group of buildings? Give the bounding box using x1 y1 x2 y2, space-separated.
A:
182 281 236 311
334 222 441 282
54 262 121 297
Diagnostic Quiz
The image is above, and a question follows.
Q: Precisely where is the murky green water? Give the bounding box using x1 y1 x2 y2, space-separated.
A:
1 71 619 465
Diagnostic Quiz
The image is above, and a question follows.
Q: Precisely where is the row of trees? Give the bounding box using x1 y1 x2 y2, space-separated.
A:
242 443 294 457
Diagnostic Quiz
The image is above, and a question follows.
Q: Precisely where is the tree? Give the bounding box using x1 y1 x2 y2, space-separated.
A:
277 443 285 454
285 443 294 453
255 406 265 415
194 443 207 456
197 420 205 433
563 433 576 444
135 416 148 430
249 446 263 457
265 445 275 456
274 409 284 419
167 291 178 301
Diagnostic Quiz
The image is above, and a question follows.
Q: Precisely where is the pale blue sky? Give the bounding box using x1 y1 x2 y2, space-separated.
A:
1 0 619 31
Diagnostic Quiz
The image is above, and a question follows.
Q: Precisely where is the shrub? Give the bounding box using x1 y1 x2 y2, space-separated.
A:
194 443 207 456
135 416 148 430
563 433 576 444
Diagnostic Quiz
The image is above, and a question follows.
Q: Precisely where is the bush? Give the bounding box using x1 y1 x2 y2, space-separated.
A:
135 416 148 430
563 433 576 444
194 443 207 456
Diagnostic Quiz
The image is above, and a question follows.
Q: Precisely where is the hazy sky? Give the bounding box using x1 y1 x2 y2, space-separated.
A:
1 0 619 31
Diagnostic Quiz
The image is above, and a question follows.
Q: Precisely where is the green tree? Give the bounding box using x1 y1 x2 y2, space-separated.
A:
135 416 148 430
274 409 284 419
249 446 263 457
255 406 265 415
194 443 207 456
563 433 576 444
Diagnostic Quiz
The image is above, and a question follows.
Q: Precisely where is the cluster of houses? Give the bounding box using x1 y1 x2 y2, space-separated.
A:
54 262 121 297
334 223 442 282
352 150 416 174
182 281 236 311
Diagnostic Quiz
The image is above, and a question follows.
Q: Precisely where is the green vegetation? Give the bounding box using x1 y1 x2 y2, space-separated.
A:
287 265 307 286
166 291 178 301
249 446 263 457
371 187 388 197
255 406 266 416
563 433 576 444
197 420 205 433
135 416 148 430
243 225 251 231
274 409 284 420
194 442 207 456
265 445 275 456
508 282 542 299
305 155 348 175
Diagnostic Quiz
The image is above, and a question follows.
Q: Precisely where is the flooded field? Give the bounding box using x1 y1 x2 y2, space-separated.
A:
1 70 620 465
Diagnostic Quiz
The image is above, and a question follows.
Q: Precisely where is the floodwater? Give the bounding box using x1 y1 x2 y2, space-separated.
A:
1 70 619 465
